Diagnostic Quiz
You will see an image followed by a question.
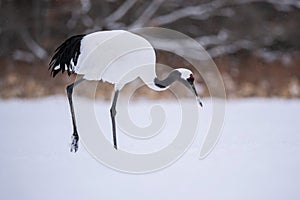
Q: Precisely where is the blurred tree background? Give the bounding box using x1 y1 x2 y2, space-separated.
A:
0 0 300 98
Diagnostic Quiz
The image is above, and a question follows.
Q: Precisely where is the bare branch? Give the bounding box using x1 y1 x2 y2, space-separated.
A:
149 0 300 26
129 0 164 29
196 30 257 58
239 0 300 9
206 40 256 58
80 0 91 13
105 0 137 25
67 9 81 29
149 0 224 26
20 30 47 60
12 50 35 62
67 0 92 29
196 30 229 47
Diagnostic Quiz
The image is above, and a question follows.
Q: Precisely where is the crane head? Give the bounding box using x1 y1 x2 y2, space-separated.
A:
176 68 203 107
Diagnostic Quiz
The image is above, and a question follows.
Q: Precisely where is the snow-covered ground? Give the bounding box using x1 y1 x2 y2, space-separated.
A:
0 97 300 200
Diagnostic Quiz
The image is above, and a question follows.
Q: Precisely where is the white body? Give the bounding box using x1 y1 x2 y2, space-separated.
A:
49 30 202 153
75 30 157 90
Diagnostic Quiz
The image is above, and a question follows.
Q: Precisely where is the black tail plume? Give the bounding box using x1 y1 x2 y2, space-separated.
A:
49 34 85 77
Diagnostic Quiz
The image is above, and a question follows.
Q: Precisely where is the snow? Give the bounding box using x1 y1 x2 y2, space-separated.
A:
0 97 300 200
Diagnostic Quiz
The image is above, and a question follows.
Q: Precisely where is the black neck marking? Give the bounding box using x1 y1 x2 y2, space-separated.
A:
49 34 85 77
154 70 181 88
154 80 166 88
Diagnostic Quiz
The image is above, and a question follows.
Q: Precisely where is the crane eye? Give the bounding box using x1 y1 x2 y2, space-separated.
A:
187 74 194 84
190 74 194 81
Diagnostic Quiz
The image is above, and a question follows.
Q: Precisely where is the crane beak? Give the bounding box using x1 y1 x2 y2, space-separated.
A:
191 83 203 107
180 78 203 107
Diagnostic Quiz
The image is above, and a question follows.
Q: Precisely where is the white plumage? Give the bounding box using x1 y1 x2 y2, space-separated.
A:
76 30 156 90
49 30 202 152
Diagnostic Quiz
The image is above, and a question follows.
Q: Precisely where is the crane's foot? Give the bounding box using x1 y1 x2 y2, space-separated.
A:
70 132 79 153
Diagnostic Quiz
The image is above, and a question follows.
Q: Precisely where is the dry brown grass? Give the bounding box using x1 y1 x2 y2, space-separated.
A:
1 52 300 99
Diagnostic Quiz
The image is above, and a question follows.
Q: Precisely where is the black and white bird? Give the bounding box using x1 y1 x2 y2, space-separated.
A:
49 30 203 152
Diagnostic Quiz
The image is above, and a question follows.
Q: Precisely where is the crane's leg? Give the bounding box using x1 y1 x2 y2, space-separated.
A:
110 89 119 149
66 79 84 152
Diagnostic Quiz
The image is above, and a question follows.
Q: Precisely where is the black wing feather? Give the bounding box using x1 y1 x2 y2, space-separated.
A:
49 34 85 77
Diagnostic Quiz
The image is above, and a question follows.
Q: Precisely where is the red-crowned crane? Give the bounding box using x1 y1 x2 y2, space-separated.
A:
49 30 202 152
